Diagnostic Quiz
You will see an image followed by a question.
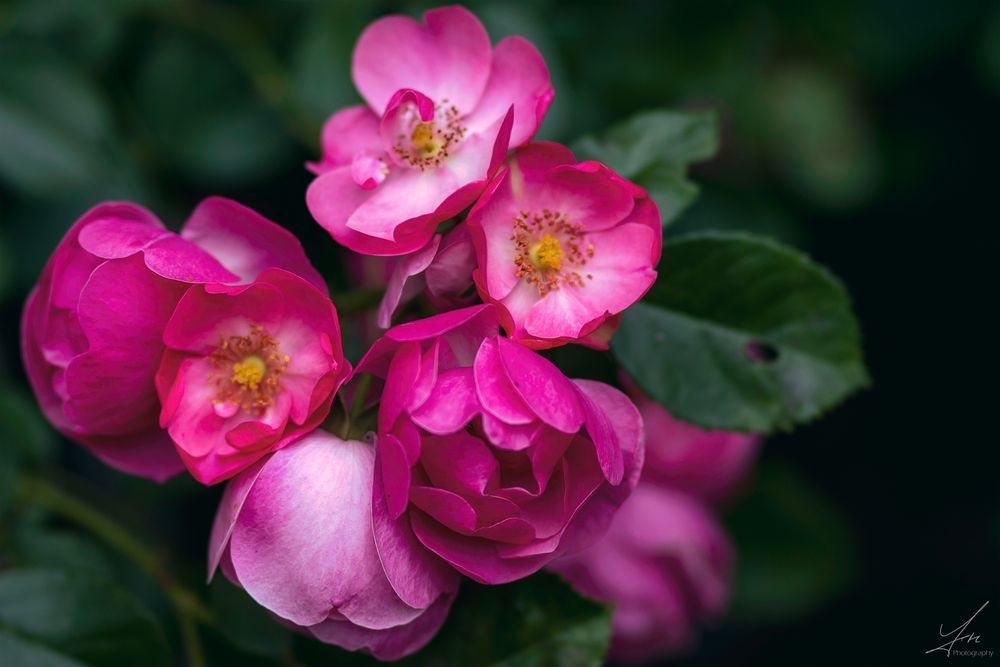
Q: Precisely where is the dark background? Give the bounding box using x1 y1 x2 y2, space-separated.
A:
1 1 998 665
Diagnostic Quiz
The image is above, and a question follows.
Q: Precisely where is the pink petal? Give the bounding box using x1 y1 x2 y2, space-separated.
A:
495 336 583 433
473 336 535 425
377 235 441 329
409 367 480 434
308 105 382 174
207 456 269 581
465 36 553 147
372 450 461 608
352 6 491 116
228 434 383 627
181 197 327 293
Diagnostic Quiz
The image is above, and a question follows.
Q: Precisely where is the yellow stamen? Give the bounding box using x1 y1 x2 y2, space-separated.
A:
232 355 266 391
410 123 440 156
529 234 565 270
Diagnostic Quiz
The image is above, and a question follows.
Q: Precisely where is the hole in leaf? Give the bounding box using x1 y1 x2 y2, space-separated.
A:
745 340 780 364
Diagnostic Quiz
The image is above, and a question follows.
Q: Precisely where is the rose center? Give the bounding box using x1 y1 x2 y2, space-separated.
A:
528 234 565 270
208 324 289 416
512 209 595 296
393 99 466 170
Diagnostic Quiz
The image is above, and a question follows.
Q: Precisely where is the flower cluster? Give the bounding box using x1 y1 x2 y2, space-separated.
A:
19 5 744 662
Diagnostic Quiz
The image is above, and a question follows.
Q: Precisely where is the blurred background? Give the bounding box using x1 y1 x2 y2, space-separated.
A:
1 0 998 665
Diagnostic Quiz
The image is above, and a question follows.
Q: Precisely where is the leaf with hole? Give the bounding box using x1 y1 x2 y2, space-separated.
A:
612 232 868 433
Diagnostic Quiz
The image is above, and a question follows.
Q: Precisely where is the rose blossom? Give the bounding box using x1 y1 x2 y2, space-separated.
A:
467 142 661 349
548 485 733 662
352 303 644 605
20 198 325 481
209 430 454 660
306 5 553 256
156 268 350 485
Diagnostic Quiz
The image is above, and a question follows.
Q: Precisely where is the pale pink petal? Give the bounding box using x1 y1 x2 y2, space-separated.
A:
352 6 491 115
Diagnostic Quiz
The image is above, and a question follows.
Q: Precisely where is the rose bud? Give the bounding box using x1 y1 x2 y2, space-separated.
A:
156 268 350 485
549 485 733 662
624 375 760 504
467 142 661 349
353 303 644 602
209 430 455 660
20 198 325 481
306 5 553 256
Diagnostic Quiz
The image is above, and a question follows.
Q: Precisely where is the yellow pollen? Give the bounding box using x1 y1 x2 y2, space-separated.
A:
410 123 440 156
529 234 565 270
231 355 266 390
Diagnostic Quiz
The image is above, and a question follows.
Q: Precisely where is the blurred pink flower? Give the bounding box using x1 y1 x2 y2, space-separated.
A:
306 5 553 256
467 143 661 349
549 485 733 662
209 430 454 660
625 377 761 504
156 269 350 485
354 304 644 598
20 198 324 482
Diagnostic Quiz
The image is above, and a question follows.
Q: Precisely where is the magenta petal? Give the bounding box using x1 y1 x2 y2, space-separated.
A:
420 431 498 497
228 434 382 627
409 367 480 434
409 509 548 584
307 590 455 661
372 450 461 608
473 336 535 425
496 337 583 433
79 428 184 483
573 381 626 485
352 6 491 116
64 255 186 436
409 486 477 534
378 341 422 431
377 235 441 329
381 433 412 519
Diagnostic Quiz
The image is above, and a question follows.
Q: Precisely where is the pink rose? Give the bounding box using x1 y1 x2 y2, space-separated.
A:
625 377 761 504
208 430 454 661
353 304 644 602
20 198 324 481
306 5 553 256
156 268 350 485
549 485 733 662
467 142 661 349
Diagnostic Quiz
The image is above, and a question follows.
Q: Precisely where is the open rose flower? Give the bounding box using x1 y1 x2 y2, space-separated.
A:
306 5 553 256
549 486 733 662
209 430 455 660
467 142 661 349
353 304 644 602
21 198 325 481
156 269 350 485
624 376 760 504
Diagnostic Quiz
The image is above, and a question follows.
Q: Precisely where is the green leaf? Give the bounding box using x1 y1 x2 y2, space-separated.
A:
0 630 88 667
0 44 116 194
209 578 292 658
10 523 117 581
405 572 611 667
0 385 56 465
612 232 868 433
572 109 718 224
727 463 857 621
0 569 170 667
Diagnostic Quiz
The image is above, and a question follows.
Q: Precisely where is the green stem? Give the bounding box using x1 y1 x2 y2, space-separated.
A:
16 476 211 667
350 373 373 425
